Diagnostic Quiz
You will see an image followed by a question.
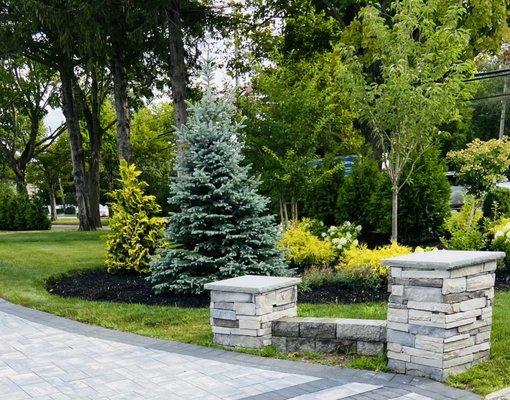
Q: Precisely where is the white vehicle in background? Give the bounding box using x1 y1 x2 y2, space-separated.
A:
74 205 109 218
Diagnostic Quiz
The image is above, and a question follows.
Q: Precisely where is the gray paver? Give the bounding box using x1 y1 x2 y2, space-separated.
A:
0 299 479 400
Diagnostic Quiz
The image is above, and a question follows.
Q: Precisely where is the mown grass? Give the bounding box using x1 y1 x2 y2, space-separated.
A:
2 230 509 394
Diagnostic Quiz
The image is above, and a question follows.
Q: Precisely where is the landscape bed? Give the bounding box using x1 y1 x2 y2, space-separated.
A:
0 230 509 395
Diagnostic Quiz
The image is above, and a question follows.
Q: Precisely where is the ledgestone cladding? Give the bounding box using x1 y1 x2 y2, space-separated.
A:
383 250 505 382
204 275 301 348
272 317 386 355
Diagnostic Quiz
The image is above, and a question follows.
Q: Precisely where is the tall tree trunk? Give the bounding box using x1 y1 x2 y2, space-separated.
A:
88 71 103 228
49 188 57 221
75 67 103 229
13 167 27 193
499 76 508 139
167 0 187 130
391 185 398 242
112 56 132 161
109 0 132 162
59 63 95 231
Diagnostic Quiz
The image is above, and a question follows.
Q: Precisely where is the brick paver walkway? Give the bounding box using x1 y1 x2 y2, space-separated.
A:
0 300 479 400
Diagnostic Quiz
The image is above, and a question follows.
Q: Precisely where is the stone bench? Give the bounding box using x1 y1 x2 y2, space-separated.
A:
272 317 386 355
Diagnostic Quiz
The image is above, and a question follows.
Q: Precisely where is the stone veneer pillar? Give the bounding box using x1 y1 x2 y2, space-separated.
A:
383 250 505 381
204 275 301 348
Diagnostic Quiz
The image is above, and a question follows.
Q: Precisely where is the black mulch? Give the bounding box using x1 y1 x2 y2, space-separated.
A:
46 269 209 308
46 269 510 308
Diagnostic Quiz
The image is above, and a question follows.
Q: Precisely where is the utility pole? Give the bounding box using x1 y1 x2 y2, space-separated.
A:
499 47 510 139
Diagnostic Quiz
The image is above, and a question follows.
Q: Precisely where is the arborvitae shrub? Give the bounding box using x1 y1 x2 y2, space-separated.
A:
483 188 510 220
105 160 166 274
149 63 289 294
0 187 50 231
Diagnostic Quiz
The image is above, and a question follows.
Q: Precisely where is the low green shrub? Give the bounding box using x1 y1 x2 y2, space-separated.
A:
338 242 412 279
441 196 487 250
0 187 50 231
105 160 166 274
278 220 335 268
483 188 510 219
299 266 383 293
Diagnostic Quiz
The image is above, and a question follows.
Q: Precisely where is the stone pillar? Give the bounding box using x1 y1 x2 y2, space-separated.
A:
383 250 505 381
204 275 301 348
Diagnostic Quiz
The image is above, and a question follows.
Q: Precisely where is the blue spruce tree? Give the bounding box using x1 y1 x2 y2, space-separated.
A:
149 63 289 294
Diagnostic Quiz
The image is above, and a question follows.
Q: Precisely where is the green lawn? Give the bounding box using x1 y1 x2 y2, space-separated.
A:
1 230 507 394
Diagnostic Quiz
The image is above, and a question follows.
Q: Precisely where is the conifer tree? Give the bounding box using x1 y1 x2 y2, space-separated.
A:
149 62 289 294
106 160 166 274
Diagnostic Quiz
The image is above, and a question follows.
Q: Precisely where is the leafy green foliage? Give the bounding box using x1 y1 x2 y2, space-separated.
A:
105 160 165 274
441 196 487 250
149 66 289 294
240 52 363 222
0 185 50 230
348 0 474 240
448 138 510 197
278 220 336 268
337 149 449 245
398 148 451 246
483 188 510 220
336 153 391 235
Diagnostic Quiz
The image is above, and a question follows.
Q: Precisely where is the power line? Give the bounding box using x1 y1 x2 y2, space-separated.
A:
471 92 510 101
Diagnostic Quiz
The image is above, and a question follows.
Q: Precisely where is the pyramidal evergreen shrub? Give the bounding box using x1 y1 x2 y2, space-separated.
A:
106 160 166 274
149 63 289 294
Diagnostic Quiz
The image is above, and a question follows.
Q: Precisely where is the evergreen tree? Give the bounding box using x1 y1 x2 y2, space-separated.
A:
149 63 289 294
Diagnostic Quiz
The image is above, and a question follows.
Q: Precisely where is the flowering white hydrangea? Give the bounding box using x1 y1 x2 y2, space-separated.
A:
323 221 362 256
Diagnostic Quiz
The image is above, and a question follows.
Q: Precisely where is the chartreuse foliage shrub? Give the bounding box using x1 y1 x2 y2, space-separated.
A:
491 218 510 270
105 160 166 274
483 188 510 219
338 242 412 279
441 196 487 251
278 220 336 267
149 64 288 295
0 186 50 231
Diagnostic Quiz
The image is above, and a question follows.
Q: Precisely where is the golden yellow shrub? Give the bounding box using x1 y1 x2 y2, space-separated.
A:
338 242 412 278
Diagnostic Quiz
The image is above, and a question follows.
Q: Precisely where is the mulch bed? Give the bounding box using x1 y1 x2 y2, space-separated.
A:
46 269 209 308
46 269 388 306
46 269 510 308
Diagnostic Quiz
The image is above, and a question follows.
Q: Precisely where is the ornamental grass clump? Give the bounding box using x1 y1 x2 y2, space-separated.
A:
149 62 289 294
105 160 166 274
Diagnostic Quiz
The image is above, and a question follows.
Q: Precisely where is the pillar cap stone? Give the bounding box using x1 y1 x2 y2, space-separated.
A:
204 275 301 294
382 250 505 270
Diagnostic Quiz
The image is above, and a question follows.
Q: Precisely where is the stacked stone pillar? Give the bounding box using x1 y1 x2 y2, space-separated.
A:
383 250 505 381
204 275 301 348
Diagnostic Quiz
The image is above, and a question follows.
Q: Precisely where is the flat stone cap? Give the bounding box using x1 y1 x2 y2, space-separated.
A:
382 250 505 270
204 275 301 294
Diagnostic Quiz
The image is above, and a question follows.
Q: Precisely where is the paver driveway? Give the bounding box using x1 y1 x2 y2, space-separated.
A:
0 300 479 400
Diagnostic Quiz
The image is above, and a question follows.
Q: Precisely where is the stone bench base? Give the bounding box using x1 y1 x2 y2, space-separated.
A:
272 317 386 356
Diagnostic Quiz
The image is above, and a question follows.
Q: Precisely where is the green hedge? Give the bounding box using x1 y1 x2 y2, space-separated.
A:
0 190 51 231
